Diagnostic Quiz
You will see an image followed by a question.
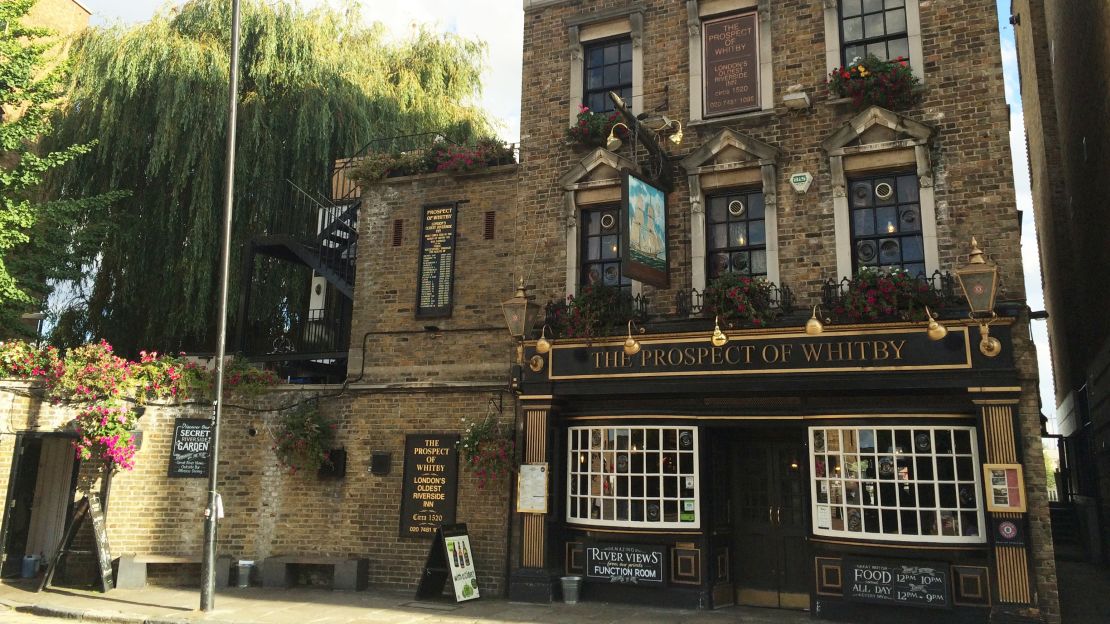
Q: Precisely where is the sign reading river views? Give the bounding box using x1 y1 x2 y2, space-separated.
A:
585 543 665 586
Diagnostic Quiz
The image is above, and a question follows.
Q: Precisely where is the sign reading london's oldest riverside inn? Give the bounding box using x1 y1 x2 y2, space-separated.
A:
544 326 975 380
168 417 212 478
416 202 459 318
585 543 665 586
844 559 949 608
399 434 459 537
702 12 760 116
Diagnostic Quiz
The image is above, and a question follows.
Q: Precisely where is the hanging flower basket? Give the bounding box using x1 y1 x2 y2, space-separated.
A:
828 55 919 110
704 273 778 328
565 104 626 149
272 402 338 475
458 415 515 488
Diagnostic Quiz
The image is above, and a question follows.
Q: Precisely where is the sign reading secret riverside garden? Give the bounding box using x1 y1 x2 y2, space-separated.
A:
168 417 212 478
416 202 459 318
544 327 972 380
702 12 760 116
585 543 665 585
844 558 950 608
399 434 459 538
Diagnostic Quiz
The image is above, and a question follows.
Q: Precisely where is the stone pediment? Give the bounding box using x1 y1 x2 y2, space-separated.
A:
679 128 779 173
821 105 934 155
558 147 639 189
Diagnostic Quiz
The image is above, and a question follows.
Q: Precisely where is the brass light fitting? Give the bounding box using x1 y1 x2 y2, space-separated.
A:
535 324 552 354
954 237 1002 357
711 315 729 347
606 122 631 151
978 320 1002 357
805 305 824 336
624 320 642 356
925 306 948 341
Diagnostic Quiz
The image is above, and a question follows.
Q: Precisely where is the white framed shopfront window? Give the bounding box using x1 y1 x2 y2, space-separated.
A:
567 426 700 529
809 425 986 544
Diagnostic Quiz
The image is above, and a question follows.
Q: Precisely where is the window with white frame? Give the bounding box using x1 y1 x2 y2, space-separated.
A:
567 426 699 529
810 425 985 543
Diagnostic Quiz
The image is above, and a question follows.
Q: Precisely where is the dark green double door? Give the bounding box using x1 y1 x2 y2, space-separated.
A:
731 431 811 609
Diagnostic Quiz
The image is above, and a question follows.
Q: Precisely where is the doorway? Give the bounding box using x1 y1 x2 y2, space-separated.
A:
731 429 811 609
1 434 80 578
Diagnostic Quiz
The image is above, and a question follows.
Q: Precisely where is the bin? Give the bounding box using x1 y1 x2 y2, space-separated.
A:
237 560 254 588
21 554 40 579
560 575 583 604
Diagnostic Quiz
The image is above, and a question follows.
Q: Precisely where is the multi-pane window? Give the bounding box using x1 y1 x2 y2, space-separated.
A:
567 426 699 529
840 0 910 66
580 205 631 292
707 189 767 279
810 426 986 543
848 172 925 276
583 37 632 114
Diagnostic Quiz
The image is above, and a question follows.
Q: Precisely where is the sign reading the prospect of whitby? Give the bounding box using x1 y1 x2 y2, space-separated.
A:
585 543 665 586
168 417 212 478
416 202 459 318
543 326 977 380
844 558 949 609
399 434 459 538
702 12 760 116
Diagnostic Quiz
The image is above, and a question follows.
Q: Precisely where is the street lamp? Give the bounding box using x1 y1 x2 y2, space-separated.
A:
502 278 541 390
954 237 1002 357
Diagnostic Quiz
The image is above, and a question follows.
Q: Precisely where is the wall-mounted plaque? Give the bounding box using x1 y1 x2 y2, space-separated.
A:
168 417 212 478
516 463 548 513
585 542 665 586
621 172 669 288
844 558 949 608
702 12 760 117
399 434 459 537
416 202 459 318
983 463 1026 512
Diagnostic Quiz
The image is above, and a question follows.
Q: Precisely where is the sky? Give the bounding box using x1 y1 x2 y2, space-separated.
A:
79 0 1054 427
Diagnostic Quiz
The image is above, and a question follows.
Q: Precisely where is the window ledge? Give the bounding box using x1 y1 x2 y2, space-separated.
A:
688 109 776 129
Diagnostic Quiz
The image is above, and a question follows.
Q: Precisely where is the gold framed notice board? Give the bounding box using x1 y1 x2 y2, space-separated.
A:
983 463 1026 513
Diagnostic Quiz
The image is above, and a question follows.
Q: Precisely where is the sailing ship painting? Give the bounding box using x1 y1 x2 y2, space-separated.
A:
623 172 668 285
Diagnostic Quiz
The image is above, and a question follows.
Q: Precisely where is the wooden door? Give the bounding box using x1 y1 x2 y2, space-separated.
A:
732 432 811 609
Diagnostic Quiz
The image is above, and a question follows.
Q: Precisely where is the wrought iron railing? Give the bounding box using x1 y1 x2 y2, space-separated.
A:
542 290 649 339
672 283 795 318
243 307 349 357
820 270 959 317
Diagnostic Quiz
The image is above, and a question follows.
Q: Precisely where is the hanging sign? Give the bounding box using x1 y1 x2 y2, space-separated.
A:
585 543 665 586
168 417 212 478
399 434 459 537
414 524 479 602
416 202 459 318
844 558 949 608
621 172 669 288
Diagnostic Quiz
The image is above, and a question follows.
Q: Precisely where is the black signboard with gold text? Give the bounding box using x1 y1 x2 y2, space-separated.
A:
844 558 950 608
702 12 760 116
399 434 459 538
416 202 460 318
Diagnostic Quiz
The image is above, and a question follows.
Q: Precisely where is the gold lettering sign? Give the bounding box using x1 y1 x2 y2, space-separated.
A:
702 12 760 117
400 434 460 537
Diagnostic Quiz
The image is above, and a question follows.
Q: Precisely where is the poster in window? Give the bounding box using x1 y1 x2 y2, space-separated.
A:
621 171 669 287
983 463 1026 512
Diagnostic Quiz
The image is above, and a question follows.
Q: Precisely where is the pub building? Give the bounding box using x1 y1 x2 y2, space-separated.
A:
502 0 1056 622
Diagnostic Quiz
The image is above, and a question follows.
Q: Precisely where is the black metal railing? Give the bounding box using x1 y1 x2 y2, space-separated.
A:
821 270 960 319
673 283 795 318
243 307 349 357
542 290 649 339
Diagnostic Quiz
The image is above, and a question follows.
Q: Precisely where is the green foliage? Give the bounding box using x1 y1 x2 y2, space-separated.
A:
548 284 635 339
565 104 625 148
704 273 777 327
73 404 139 470
47 0 496 354
828 54 919 110
272 401 336 475
833 267 939 322
0 0 120 333
458 414 514 488
224 355 281 393
348 138 516 184
0 338 59 378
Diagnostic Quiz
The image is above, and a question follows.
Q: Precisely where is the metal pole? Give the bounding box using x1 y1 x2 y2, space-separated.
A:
202 0 241 611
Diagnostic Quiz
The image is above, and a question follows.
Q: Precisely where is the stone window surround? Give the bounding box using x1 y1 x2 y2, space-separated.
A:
559 148 643 299
567 6 644 125
679 129 781 299
823 0 925 81
821 106 938 281
686 0 774 124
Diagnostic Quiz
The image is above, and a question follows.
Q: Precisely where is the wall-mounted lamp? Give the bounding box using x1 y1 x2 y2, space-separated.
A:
606 122 631 151
711 316 729 347
925 306 948 341
805 306 824 336
624 320 642 356
954 237 1002 357
535 324 552 354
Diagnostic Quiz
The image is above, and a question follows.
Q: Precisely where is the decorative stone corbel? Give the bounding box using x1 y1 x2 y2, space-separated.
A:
915 144 934 187
829 156 846 198
630 12 643 49
688 174 703 215
568 25 582 61
686 1 700 38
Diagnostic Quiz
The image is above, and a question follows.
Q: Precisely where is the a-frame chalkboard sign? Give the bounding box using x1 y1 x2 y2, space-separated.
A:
38 493 114 593
414 523 479 602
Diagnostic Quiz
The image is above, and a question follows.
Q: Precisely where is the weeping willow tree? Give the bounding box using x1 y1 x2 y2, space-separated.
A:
47 0 494 354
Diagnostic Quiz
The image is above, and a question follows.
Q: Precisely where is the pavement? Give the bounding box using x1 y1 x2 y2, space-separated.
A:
0 579 814 624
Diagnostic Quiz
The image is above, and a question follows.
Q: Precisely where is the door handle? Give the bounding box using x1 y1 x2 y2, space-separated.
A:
768 506 773 524
776 507 782 526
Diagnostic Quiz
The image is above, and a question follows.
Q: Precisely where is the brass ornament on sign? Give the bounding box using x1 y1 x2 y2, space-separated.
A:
528 355 545 372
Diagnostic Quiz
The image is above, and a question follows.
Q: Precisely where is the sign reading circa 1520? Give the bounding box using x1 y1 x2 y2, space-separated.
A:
399 434 459 538
544 327 973 380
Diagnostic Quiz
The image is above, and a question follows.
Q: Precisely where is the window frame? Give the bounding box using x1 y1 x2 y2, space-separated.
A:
823 0 924 82
846 170 926 277
582 35 633 115
579 204 631 293
838 0 911 67
705 187 769 280
809 425 987 544
567 425 701 530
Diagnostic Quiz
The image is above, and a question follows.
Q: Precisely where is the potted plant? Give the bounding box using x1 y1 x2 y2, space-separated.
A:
548 284 636 340
828 54 919 110
458 414 514 488
566 104 626 149
704 273 778 328
833 267 939 322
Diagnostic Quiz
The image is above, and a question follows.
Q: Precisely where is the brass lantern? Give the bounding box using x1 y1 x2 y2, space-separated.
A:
954 238 999 315
501 277 541 340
